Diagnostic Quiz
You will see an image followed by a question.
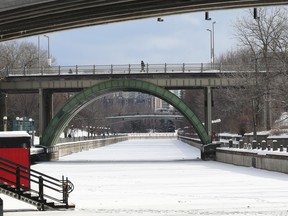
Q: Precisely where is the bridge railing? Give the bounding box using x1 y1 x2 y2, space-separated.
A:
3 62 277 77
3 63 235 77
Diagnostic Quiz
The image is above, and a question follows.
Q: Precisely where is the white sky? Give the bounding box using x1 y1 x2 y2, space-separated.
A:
20 8 252 66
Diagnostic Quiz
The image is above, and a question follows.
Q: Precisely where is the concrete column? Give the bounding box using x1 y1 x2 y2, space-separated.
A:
204 86 212 138
39 89 53 137
239 140 244 149
261 140 266 150
0 197 3 216
252 140 257 149
228 140 233 148
272 140 278 151
0 93 7 131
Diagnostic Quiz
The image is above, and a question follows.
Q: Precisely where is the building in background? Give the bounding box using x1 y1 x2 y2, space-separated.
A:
152 90 182 111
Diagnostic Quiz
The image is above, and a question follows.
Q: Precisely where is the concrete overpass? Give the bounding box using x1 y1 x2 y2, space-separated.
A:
1 0 288 41
0 63 251 93
106 114 183 121
0 63 258 147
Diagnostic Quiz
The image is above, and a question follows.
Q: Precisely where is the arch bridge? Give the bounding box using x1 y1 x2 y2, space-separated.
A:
41 79 210 147
0 63 250 149
0 1 283 158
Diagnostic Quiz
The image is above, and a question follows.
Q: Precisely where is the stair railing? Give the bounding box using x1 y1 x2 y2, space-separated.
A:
0 157 74 209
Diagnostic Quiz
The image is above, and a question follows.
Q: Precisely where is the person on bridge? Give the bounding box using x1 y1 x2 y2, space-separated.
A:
141 60 145 72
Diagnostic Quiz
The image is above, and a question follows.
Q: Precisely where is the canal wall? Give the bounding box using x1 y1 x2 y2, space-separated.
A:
216 148 288 174
178 135 288 174
48 136 129 160
128 133 176 140
48 134 288 174
177 135 202 149
48 133 177 160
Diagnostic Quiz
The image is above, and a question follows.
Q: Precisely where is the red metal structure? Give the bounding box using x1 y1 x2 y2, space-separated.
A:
0 131 75 210
0 131 31 188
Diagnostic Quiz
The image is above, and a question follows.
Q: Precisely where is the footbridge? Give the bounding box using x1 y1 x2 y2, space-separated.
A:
1 63 253 92
0 62 260 150
1 0 288 41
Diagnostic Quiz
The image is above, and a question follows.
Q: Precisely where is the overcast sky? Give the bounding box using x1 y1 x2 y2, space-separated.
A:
21 8 251 66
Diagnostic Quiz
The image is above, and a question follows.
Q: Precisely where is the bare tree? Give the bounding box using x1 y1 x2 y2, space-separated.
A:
0 41 52 69
217 7 288 136
0 41 52 131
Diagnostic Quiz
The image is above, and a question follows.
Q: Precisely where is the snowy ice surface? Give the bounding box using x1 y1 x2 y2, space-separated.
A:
3 139 288 216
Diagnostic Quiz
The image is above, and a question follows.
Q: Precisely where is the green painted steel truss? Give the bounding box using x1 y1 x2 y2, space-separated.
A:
41 79 211 146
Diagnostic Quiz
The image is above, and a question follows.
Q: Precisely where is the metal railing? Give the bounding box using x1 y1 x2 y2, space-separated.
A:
1 63 269 77
0 156 74 210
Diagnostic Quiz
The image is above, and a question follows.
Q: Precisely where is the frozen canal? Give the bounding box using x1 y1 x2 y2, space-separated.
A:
3 139 288 216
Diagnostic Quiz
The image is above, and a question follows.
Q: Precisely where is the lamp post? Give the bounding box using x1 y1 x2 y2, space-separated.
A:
43 35 51 66
16 117 24 131
15 117 19 130
3 116 7 131
212 118 221 140
38 36 40 69
29 118 35 146
206 29 212 68
212 21 216 69
207 21 216 69
19 117 23 131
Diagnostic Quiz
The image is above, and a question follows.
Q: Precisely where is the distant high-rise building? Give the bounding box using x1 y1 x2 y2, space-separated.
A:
152 90 182 111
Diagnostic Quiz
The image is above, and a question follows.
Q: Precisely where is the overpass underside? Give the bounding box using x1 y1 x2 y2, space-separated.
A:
1 0 288 41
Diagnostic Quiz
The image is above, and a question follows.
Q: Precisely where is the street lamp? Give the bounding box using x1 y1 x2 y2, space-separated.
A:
16 117 19 130
15 117 24 131
19 117 23 131
38 36 40 69
43 35 51 66
206 29 212 68
157 17 164 22
29 118 35 146
206 21 216 69
3 116 7 131
212 21 216 68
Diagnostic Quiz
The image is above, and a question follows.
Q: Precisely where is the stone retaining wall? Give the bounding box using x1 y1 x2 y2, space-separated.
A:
48 136 129 160
48 134 177 160
178 135 288 174
177 136 203 149
216 148 288 174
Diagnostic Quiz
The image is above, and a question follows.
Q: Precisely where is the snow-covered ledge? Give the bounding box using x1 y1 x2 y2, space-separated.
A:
216 147 288 174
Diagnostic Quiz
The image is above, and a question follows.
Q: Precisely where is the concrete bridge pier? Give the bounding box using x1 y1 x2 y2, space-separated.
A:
204 86 213 138
39 89 53 137
0 92 7 131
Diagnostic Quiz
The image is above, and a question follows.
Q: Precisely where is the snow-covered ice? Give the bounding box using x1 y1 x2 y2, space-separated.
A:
3 139 288 216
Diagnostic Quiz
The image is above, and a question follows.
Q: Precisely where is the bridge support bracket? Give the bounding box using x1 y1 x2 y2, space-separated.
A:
201 142 221 160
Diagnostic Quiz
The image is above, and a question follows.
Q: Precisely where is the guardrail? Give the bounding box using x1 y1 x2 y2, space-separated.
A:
0 63 271 77
0 156 74 210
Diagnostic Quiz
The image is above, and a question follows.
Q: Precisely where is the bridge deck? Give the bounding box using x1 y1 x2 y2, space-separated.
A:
1 0 288 41
2 63 250 77
0 63 259 93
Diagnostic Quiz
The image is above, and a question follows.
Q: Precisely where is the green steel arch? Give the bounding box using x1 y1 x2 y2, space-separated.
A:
41 79 211 146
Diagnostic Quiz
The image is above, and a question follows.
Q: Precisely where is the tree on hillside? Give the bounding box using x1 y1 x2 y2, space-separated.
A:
218 7 288 136
0 41 52 69
0 41 53 131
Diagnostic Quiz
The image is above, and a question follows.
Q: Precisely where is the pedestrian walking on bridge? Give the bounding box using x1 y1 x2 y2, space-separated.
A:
141 60 145 72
